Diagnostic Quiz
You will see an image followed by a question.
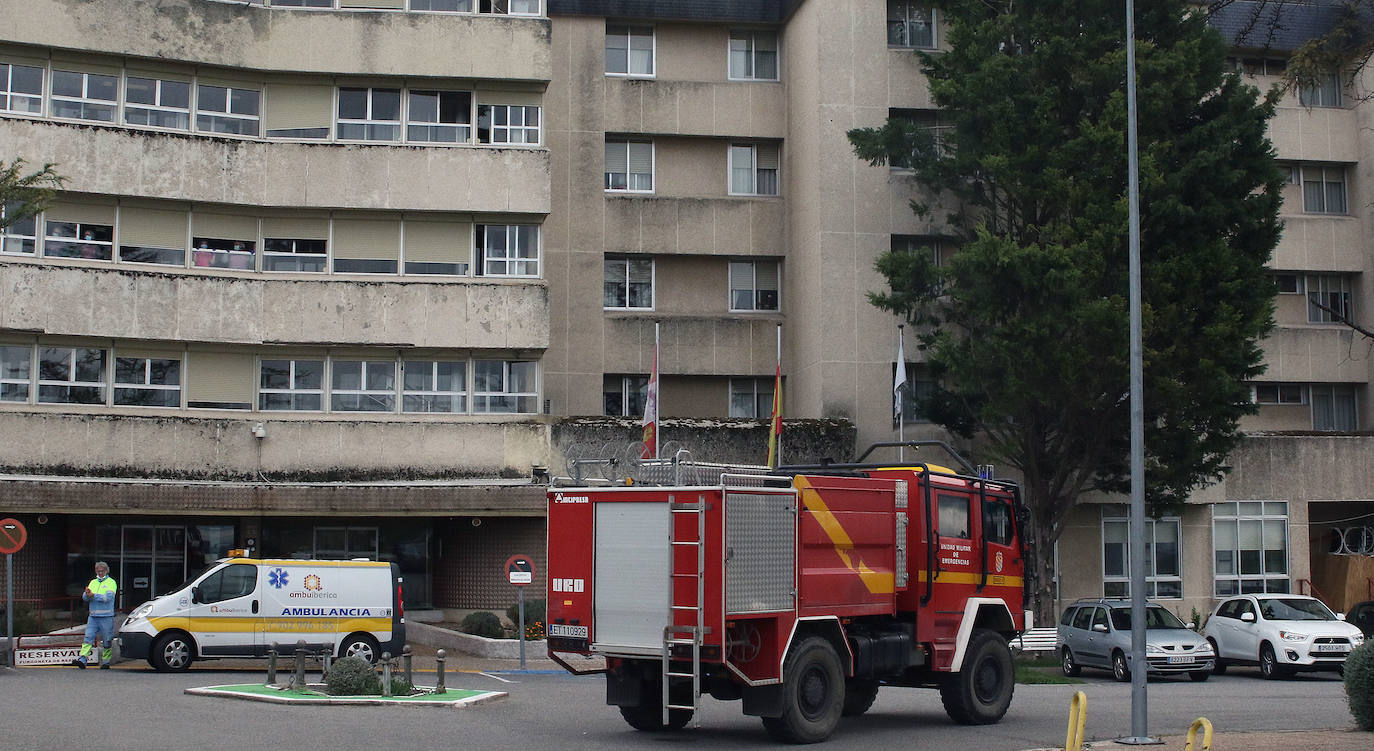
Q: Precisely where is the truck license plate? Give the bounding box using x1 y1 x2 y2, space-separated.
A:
549 624 589 639
1166 656 1194 664
1315 644 1349 653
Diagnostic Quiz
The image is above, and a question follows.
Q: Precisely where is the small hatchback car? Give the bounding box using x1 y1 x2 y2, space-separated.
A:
1203 594 1365 679
1058 599 1214 681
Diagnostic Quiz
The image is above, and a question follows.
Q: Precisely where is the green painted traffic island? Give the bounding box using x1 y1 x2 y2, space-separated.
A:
185 683 507 708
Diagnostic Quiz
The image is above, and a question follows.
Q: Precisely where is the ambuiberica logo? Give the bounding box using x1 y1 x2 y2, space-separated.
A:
290 572 337 599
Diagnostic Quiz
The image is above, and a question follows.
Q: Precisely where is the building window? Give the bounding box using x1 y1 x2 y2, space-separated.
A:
605 138 654 192
331 360 397 412
38 346 106 405
1272 272 1300 294
1311 384 1357 431
402 360 466 413
272 0 334 6
50 70 117 122
1 201 38 255
479 0 540 14
477 224 539 277
477 104 540 145
604 375 648 417
259 359 324 411
124 77 191 130
729 30 779 81
0 62 43 114
1102 509 1182 599
314 526 379 560
729 260 780 312
263 238 328 272
1213 501 1289 596
606 24 654 77
604 256 653 310
729 143 779 196
411 0 473 10
888 1 936 49
1298 69 1342 107
196 85 261 137
729 377 774 418
471 360 537 413
193 238 256 270
1300 165 1346 214
889 108 950 166
1253 383 1303 405
114 356 182 407
338 87 402 142
1227 56 1288 77
407 90 472 143
1306 274 1352 323
894 362 937 423
44 220 113 260
0 345 32 402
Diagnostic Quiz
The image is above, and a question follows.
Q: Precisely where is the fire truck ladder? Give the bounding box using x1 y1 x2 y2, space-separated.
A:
662 493 707 726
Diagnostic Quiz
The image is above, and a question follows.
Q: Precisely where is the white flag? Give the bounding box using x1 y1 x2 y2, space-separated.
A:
894 331 907 421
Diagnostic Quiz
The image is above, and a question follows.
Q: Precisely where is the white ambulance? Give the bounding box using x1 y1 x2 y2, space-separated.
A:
117 557 405 672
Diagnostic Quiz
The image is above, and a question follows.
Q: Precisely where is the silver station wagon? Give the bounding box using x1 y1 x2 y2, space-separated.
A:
1057 599 1215 681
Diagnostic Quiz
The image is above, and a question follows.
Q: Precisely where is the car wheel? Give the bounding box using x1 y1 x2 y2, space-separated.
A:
339 634 380 664
1111 651 1131 683
150 632 194 673
1188 670 1210 682
1061 647 1081 677
1207 639 1226 675
1259 643 1286 680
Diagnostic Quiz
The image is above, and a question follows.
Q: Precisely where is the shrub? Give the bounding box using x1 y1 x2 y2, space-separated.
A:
507 599 546 633
325 656 381 696
460 610 504 639
525 620 545 640
1346 640 1374 730
389 676 415 696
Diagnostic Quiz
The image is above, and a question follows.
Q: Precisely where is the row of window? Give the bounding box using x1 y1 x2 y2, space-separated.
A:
0 61 542 146
1224 56 1343 108
1251 382 1359 431
0 203 538 277
1274 273 1354 323
603 139 780 196
1098 502 1290 600
0 345 538 414
222 0 540 12
606 25 780 81
602 375 777 419
602 258 781 313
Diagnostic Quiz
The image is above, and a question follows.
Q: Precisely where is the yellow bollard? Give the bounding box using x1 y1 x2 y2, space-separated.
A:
1065 691 1088 751
1184 718 1213 751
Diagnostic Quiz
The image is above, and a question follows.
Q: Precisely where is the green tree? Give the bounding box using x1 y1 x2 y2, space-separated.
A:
849 0 1282 622
0 159 63 231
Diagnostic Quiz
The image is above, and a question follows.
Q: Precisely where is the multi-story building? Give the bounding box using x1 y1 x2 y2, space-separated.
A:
1 0 1370 627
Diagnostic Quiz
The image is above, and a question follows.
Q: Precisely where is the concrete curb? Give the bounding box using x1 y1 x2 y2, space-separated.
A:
407 620 541 659
185 684 508 708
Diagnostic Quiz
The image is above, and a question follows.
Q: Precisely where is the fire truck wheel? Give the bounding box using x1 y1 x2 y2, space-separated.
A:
841 679 880 716
762 636 845 743
619 703 693 732
939 628 1015 725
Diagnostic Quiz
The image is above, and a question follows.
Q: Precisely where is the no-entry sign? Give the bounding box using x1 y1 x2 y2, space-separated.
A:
505 554 535 587
0 518 25 555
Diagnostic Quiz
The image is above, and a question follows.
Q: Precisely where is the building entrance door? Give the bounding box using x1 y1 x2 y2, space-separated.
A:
119 525 187 610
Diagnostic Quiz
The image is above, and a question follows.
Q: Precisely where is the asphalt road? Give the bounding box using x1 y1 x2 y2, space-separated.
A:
0 663 1355 751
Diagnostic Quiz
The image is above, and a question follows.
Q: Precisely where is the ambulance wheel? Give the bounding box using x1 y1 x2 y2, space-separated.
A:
339 634 379 664
762 635 845 743
842 679 880 716
940 628 1014 725
150 632 195 672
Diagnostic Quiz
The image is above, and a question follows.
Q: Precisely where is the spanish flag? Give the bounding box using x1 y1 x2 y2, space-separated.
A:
641 325 659 459
766 357 782 468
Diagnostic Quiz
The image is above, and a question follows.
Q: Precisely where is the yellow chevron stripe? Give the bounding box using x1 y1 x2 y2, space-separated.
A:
794 476 894 594
916 570 1024 587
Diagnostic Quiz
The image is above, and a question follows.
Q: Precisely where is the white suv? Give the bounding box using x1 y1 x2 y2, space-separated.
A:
1202 594 1365 679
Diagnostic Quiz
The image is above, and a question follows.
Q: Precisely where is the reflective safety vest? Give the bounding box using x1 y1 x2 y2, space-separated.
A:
86 576 117 617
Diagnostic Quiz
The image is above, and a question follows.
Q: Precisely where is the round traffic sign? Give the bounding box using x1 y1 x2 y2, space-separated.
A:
0 518 27 555
505 554 535 587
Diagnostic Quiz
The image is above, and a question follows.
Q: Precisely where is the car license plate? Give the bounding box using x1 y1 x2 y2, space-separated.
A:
1315 644 1349 653
548 623 589 639
1166 656 1195 664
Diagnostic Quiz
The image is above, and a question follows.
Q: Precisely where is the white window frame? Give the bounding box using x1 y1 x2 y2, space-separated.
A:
329 360 398 413
605 23 655 78
195 83 261 137
0 61 44 115
406 89 473 144
604 138 654 193
728 143 780 196
408 0 475 12
477 224 540 277
477 103 541 145
728 29 780 82
1299 164 1347 214
262 238 328 273
50 69 118 123
258 358 326 412
471 359 538 414
1101 509 1183 599
887 1 937 49
401 359 467 413
603 256 654 310
476 0 540 15
728 259 780 312
337 87 403 143
729 377 774 419
1 201 39 256
124 76 192 131
113 355 183 408
0 344 33 403
1298 69 1342 108
43 220 114 261
1311 384 1358 432
1212 502 1290 596
37 346 107 405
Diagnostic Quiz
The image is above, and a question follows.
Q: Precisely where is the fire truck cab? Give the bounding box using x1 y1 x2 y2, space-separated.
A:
546 445 1027 743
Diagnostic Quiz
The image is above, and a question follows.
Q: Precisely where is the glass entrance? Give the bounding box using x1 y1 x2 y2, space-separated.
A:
119 525 186 609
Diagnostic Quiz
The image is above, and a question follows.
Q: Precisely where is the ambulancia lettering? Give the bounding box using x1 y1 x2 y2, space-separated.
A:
280 607 374 617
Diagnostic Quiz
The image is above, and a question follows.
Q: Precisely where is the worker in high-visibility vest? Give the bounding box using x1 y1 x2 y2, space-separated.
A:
73 561 117 669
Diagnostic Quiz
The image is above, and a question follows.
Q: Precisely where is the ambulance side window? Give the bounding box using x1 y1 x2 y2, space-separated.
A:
199 564 258 603
937 494 971 539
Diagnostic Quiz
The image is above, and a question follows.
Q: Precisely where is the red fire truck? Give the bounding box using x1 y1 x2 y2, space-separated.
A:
546 443 1028 743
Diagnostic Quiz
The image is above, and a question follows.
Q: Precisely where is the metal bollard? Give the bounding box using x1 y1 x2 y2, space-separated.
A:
1065 690 1088 751
291 640 307 691
266 642 279 686
1185 717 1214 751
435 649 447 694
403 645 413 687
382 652 393 697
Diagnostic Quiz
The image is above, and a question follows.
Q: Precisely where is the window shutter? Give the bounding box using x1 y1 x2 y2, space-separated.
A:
119 206 189 250
262 83 334 132
628 258 653 284
44 198 117 226
192 211 259 242
605 141 628 173
404 220 472 264
50 57 120 76
729 261 753 291
115 346 184 362
755 143 780 171
0 48 49 69
185 351 256 405
476 89 542 107
754 261 779 290
125 66 192 85
261 216 329 240
628 141 653 174
333 218 401 261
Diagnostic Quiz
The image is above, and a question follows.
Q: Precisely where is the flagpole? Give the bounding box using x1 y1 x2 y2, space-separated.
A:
776 323 783 467
654 320 661 460
898 324 905 463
